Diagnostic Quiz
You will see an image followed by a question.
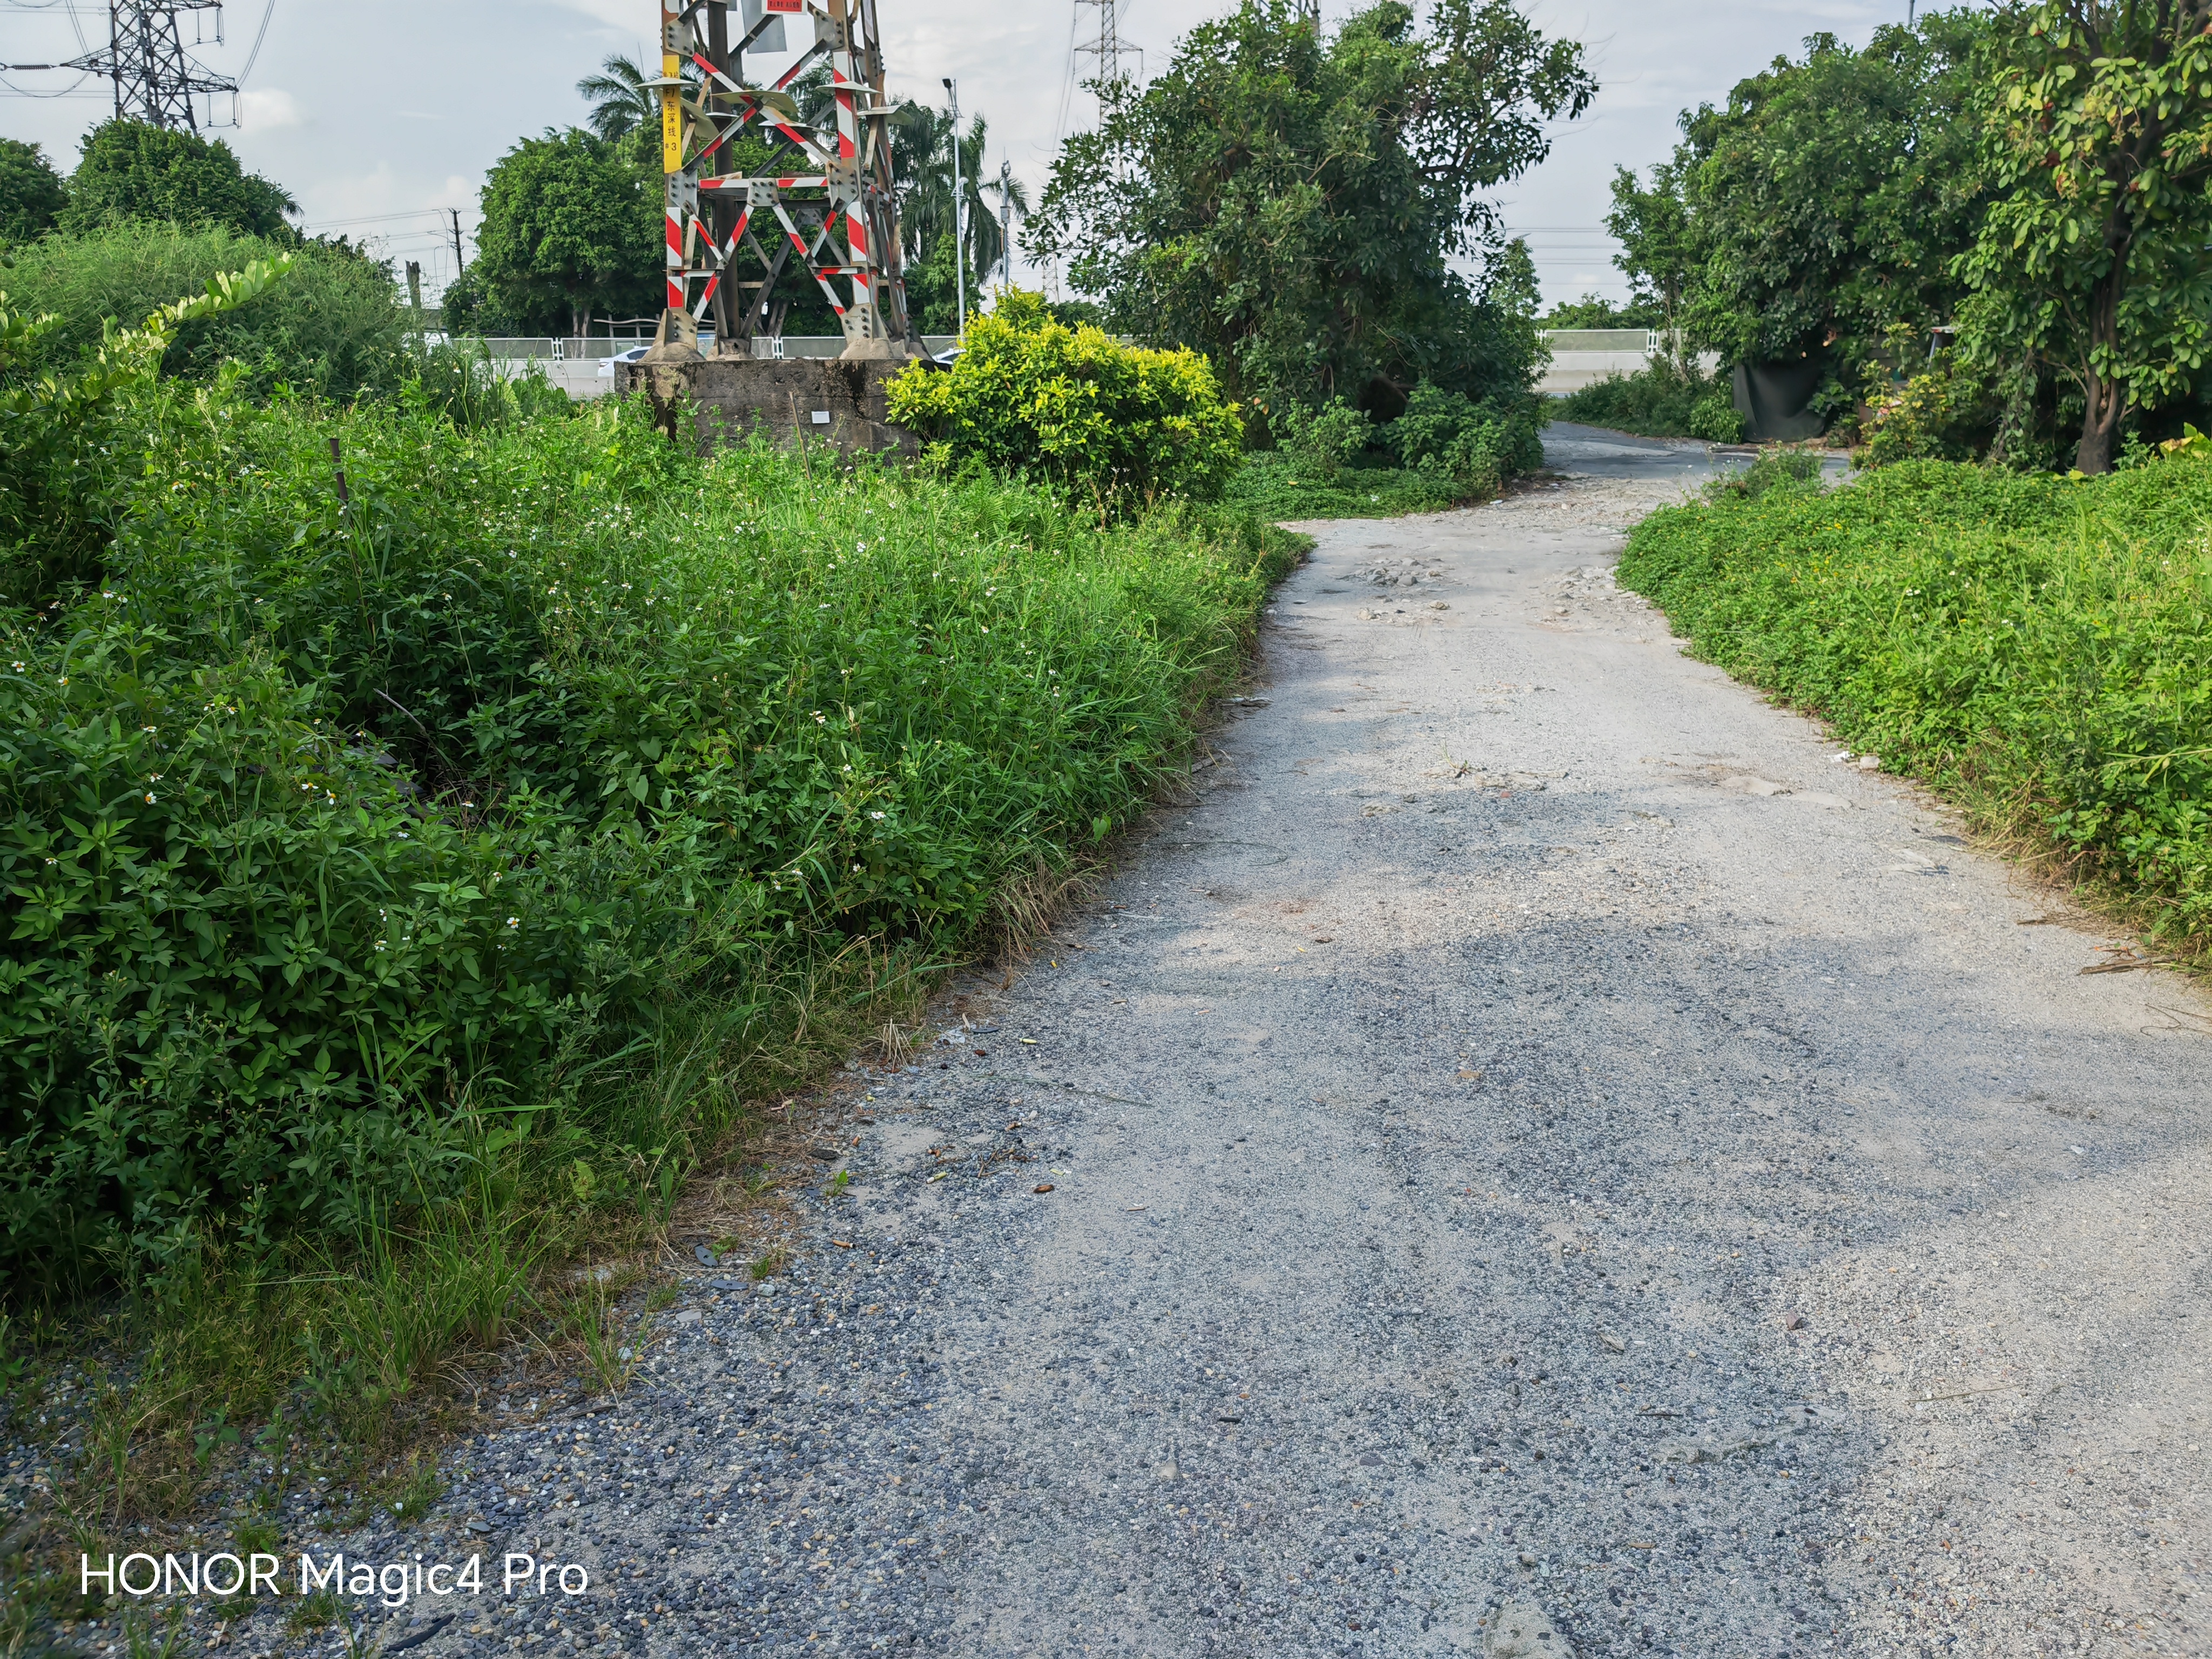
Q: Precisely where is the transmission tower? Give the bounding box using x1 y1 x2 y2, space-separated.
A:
650 0 918 358
66 1 239 132
1072 0 1140 97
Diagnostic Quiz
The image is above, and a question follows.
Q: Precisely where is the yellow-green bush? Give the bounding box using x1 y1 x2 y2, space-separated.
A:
887 291 1244 511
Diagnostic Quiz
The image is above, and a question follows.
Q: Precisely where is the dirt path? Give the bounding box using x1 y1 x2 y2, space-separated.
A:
376 467 2212 1659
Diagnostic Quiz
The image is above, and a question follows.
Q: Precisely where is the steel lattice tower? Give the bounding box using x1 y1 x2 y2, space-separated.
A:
651 0 916 358
65 1 238 132
1072 0 1139 95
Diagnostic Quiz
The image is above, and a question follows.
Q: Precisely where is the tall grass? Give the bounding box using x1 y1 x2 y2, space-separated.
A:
0 362 1300 1593
1618 455 2212 948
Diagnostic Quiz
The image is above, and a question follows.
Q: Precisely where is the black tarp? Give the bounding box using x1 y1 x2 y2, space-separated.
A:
1731 356 1830 442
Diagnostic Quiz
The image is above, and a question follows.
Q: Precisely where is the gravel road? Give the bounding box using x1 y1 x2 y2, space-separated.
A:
308 455 2210 1659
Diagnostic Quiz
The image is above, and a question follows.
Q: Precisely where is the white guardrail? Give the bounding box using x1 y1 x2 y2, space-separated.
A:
457 331 1708 400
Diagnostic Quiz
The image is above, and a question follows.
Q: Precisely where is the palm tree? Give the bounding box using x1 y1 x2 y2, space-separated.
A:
894 105 1019 285
577 53 667 143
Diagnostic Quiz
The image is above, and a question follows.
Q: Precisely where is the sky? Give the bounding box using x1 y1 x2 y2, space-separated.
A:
3 0 1910 313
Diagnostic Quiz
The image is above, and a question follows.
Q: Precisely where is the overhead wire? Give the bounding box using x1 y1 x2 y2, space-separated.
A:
238 0 274 82
0 72 96 96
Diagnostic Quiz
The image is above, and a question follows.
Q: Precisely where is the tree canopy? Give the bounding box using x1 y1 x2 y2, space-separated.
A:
0 139 68 244
462 127 661 336
1613 14 1989 417
1957 0 2212 472
1027 0 1593 416
60 119 299 239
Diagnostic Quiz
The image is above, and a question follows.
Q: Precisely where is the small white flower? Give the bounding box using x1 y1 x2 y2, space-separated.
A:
869 811 885 820
144 793 156 804
507 917 520 928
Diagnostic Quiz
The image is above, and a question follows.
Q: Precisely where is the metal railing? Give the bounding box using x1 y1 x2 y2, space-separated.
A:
1538 328 1665 354
475 336 655 361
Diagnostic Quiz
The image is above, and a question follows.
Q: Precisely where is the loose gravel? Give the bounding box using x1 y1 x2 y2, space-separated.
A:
57 452 2212 1658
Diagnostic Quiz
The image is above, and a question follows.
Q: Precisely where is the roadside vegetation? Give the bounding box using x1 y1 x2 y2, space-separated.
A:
1596 6 2209 462
0 244 1297 1620
1555 360 1744 443
1620 440 2212 952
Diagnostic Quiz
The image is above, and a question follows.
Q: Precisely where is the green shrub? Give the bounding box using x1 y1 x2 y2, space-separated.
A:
1706 449 1823 502
886 290 1245 510
1859 352 1990 468
1687 392 1746 443
2 253 292 599
1559 359 1736 439
1 353 1299 1286
2 222 407 400
1385 382 1543 498
1276 397 1372 480
1222 452 1464 521
1618 450 2212 949
0 138 68 243
60 120 296 239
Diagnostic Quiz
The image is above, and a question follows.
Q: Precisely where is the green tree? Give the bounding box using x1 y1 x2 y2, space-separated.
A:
1659 14 1990 402
1957 0 2212 473
59 119 298 238
1539 293 1667 331
1605 159 1695 343
0 138 68 244
469 128 661 336
1026 0 1593 414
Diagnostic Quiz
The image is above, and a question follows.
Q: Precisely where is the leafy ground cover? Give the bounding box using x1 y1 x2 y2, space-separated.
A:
1223 453 1472 520
0 314 1300 1571
1618 453 2212 951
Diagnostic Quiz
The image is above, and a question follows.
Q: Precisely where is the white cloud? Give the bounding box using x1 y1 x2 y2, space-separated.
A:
239 88 305 132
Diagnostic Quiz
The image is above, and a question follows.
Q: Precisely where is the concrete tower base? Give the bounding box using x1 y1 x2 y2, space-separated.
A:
618 356 923 458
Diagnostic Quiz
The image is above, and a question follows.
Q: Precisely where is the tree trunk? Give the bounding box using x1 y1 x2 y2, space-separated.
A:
2074 268 2124 473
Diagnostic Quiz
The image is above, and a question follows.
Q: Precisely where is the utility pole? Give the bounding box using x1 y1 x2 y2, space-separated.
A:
31 1 241 130
942 77 966 334
997 159 1015 291
449 209 466 276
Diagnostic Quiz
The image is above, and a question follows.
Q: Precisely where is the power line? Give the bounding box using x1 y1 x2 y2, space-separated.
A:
0 71 99 96
238 0 274 82
299 207 477 230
